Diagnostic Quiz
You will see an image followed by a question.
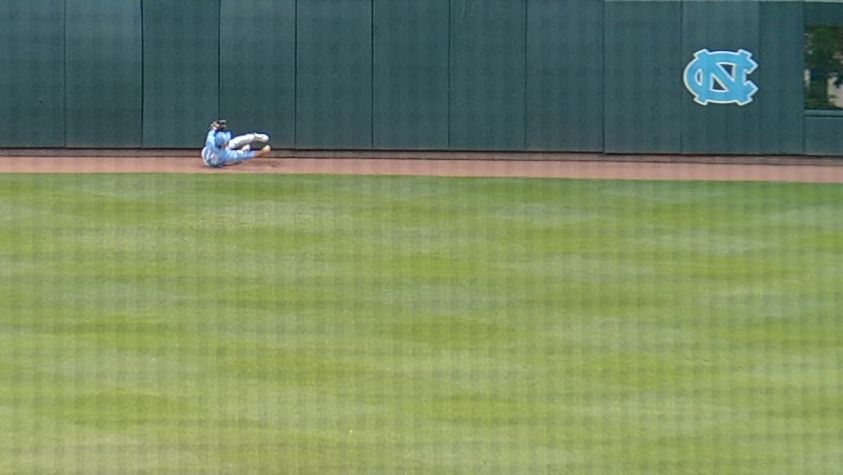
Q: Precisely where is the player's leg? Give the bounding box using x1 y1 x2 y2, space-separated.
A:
203 145 270 168
201 147 223 167
256 145 271 157
219 148 258 166
228 132 270 150
217 146 271 166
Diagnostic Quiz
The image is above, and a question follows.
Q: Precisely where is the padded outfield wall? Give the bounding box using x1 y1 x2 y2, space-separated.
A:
0 0 840 156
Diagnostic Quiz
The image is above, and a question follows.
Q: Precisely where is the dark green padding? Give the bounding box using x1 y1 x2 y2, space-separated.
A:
220 0 295 148
142 0 219 148
450 0 526 151
66 0 142 148
806 116 843 156
681 1 761 155
758 1 804 155
373 0 449 150
806 2 843 25
296 0 372 149
0 0 65 147
526 0 603 152
604 1 682 154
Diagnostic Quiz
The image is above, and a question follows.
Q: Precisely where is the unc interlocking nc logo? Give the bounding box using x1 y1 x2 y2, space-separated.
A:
683 49 758 106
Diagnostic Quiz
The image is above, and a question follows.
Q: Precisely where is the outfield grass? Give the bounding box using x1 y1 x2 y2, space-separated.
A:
0 173 840 473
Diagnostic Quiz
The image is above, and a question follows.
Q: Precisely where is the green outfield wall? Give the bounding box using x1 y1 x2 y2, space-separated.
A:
0 0 65 147
221 0 296 149
0 0 841 156
66 0 142 147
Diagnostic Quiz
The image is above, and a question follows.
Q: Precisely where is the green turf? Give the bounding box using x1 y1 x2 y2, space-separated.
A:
0 174 840 473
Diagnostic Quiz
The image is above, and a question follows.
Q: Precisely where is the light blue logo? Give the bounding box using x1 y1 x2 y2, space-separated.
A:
683 49 758 106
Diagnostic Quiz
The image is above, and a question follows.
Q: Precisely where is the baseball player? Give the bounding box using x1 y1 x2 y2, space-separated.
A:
201 119 272 167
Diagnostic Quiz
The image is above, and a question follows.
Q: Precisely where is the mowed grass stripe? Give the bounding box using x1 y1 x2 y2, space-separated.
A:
0 174 840 473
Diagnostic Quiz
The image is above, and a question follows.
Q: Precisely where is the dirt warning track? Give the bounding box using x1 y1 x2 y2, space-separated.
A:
1 152 842 183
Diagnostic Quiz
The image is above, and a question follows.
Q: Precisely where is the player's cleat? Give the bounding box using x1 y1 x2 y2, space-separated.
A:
256 145 272 158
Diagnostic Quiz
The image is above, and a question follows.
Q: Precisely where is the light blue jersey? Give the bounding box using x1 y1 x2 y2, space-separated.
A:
202 130 257 167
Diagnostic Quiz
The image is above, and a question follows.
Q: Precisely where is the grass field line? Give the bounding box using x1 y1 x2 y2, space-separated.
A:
1 173 840 472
